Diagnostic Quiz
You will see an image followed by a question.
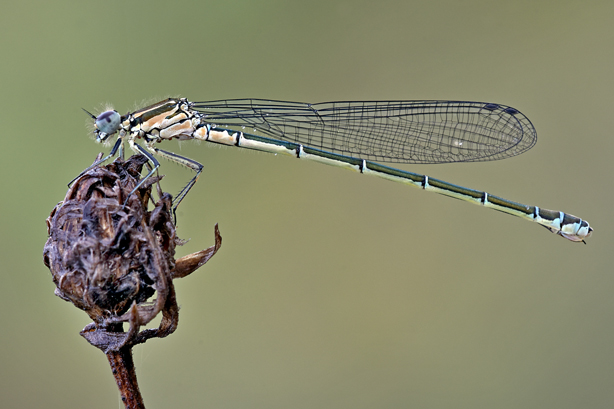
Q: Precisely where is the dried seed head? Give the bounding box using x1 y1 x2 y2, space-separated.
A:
43 155 174 322
43 155 221 351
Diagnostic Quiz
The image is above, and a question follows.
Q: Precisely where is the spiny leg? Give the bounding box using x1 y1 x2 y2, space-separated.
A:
126 141 161 206
152 147 204 222
68 137 123 187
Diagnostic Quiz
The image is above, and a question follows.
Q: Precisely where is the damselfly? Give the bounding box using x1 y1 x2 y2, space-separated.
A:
79 98 592 243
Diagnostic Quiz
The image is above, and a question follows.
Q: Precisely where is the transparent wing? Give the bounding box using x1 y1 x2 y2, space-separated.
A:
192 99 536 164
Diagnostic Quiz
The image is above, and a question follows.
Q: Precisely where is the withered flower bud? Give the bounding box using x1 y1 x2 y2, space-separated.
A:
43 155 221 352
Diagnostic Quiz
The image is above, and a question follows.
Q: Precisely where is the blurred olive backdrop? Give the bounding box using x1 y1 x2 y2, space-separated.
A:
2 1 613 408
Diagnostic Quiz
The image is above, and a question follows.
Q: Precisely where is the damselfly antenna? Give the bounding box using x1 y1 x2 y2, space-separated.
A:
81 108 96 119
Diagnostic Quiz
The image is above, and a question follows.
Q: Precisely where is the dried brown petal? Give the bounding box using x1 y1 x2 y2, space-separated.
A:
174 224 222 278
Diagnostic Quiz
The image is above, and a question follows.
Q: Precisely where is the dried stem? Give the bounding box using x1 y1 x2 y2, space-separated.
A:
107 343 145 409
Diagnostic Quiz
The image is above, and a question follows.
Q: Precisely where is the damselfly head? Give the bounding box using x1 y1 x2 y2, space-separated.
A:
93 110 121 142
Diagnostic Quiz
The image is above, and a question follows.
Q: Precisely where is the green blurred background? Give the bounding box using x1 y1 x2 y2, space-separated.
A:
2 1 612 408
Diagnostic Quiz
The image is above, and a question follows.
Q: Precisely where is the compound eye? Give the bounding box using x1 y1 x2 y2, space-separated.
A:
95 110 121 136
